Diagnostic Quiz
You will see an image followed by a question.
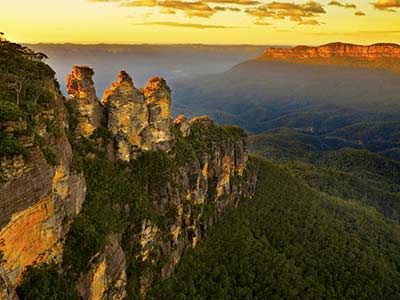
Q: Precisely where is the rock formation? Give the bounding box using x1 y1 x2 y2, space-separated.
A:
102 71 150 161
174 115 191 137
102 72 174 161
261 42 400 60
142 77 174 152
66 66 103 138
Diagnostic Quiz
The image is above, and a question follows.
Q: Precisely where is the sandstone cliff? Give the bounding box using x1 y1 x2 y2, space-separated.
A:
70 112 256 300
261 42 400 60
1 53 256 300
0 76 86 295
258 42 400 73
62 68 256 300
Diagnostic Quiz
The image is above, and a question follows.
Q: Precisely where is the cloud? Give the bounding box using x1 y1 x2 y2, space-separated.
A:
255 19 272 25
90 0 248 18
265 1 326 15
245 6 275 18
298 19 321 25
160 7 176 13
354 10 366 16
328 1 357 9
213 6 241 11
121 0 157 6
133 21 237 28
158 1 215 17
246 1 326 24
204 0 260 5
372 0 400 11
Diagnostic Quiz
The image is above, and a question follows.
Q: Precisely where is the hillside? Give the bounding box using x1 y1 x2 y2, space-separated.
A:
250 129 400 221
148 157 400 299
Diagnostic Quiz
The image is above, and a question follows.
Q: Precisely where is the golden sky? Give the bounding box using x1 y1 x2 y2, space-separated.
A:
1 0 400 45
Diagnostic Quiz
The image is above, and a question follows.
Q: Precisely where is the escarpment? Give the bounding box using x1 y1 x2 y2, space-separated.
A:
261 42 400 60
64 67 256 300
258 42 400 73
1 60 257 300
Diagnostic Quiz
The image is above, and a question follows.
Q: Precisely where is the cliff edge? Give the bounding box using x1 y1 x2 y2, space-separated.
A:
257 42 400 72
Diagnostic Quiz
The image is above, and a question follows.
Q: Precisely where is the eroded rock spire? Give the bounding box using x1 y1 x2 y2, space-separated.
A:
66 66 103 138
102 71 149 161
142 76 174 152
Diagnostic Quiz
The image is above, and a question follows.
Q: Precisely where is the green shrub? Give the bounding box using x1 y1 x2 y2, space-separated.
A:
0 129 28 159
62 216 107 274
42 147 58 166
0 100 25 121
44 118 62 139
16 263 79 300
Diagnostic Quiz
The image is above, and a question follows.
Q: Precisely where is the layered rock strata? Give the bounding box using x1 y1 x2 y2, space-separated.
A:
261 42 400 60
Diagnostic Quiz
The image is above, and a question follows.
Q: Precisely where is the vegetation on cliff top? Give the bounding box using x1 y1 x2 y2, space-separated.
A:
0 35 60 165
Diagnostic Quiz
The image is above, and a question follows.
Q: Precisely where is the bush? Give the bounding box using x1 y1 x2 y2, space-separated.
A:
0 129 28 159
63 216 107 274
0 100 25 121
42 147 58 166
16 263 79 300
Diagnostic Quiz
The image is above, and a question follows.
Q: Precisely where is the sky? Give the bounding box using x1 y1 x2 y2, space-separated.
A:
1 0 400 45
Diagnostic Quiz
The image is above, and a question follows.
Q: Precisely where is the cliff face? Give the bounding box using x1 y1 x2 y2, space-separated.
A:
0 77 86 292
126 116 255 299
261 42 400 60
1 58 256 300
63 67 256 300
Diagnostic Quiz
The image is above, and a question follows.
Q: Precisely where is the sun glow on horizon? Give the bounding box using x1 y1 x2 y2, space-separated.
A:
1 0 400 45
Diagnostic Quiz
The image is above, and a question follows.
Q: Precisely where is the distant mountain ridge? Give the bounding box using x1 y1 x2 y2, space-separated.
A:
260 42 400 60
257 42 400 73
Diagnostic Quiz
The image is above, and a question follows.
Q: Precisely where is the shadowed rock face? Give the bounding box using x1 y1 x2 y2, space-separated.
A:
66 66 104 138
77 235 126 300
261 42 400 60
0 266 18 300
